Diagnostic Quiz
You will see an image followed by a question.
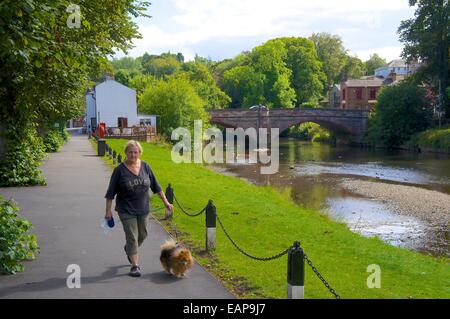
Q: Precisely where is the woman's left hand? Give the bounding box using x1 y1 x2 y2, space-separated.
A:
165 202 173 212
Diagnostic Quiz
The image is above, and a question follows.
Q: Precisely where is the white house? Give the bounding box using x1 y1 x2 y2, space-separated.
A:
375 59 420 79
86 77 145 133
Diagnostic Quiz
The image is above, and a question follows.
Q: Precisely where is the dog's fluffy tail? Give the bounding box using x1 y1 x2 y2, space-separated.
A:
160 238 177 251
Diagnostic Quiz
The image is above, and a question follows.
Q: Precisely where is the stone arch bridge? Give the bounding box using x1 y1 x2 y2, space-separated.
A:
208 108 369 141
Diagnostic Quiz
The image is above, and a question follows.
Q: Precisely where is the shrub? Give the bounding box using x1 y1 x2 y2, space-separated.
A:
0 128 46 187
60 128 70 142
312 130 332 143
409 125 450 150
289 122 333 143
367 82 432 148
0 196 40 274
149 133 170 146
43 130 64 153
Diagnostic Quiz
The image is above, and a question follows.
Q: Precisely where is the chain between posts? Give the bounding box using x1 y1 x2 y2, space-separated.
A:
214 209 291 262
304 253 341 299
173 194 207 217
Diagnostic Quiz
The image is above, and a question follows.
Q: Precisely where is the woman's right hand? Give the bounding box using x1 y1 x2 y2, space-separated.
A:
105 210 113 220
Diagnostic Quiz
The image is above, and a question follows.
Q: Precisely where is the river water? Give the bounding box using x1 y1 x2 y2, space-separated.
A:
213 139 450 257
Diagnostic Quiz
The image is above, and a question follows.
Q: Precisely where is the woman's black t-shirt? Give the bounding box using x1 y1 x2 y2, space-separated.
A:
105 160 162 216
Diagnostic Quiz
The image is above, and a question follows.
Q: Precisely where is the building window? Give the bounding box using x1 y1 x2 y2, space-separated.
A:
356 88 363 100
370 88 377 100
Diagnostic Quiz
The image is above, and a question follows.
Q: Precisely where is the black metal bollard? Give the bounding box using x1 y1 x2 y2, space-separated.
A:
205 200 216 251
287 241 305 299
165 184 174 220
118 154 122 164
113 150 117 164
109 148 112 159
97 139 106 156
105 143 109 153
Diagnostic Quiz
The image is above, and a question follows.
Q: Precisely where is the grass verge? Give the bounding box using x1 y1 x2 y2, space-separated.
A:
409 126 450 152
95 139 450 299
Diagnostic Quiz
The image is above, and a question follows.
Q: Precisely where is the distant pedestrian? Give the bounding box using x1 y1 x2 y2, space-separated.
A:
104 140 173 277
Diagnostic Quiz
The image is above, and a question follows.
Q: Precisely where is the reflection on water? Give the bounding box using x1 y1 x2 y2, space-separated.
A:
213 139 450 257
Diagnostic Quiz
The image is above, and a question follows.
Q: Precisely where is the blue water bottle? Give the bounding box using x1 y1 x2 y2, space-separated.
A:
107 216 115 228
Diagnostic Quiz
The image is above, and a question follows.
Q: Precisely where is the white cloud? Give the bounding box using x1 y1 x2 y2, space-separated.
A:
169 0 409 38
118 0 414 60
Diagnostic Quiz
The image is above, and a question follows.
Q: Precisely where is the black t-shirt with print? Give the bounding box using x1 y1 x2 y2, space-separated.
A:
105 160 162 216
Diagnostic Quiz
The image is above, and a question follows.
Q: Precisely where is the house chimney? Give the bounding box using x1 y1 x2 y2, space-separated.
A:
341 71 348 82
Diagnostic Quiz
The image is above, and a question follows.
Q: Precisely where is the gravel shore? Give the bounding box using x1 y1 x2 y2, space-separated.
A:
340 179 450 227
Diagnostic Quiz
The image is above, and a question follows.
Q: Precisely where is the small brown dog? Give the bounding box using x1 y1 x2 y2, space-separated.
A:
160 239 194 278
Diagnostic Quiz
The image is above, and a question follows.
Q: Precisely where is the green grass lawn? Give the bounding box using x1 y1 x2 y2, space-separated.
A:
97 139 449 299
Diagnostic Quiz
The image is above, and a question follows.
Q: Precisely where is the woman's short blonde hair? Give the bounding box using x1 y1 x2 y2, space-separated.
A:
124 140 143 154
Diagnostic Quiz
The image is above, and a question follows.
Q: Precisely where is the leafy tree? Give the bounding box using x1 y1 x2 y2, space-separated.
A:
220 38 325 108
221 42 296 108
0 0 150 185
181 62 231 109
110 56 142 86
249 40 296 108
309 33 348 87
87 61 115 86
193 54 214 69
275 37 327 106
213 53 251 88
114 69 140 87
222 65 266 108
139 75 209 136
111 56 141 71
398 0 450 117
176 52 185 63
365 54 387 76
141 52 156 67
129 73 157 98
367 81 433 148
341 56 367 80
142 55 181 78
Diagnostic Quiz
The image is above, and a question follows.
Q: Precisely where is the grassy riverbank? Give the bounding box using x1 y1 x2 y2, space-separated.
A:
98 139 449 299
408 126 450 153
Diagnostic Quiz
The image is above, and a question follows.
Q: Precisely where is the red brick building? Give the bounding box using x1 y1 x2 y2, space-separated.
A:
340 73 407 110
340 77 384 110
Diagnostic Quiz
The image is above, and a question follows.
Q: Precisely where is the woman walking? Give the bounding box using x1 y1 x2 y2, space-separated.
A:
105 140 173 277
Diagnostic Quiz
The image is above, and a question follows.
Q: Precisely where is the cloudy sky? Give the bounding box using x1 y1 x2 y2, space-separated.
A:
116 0 416 62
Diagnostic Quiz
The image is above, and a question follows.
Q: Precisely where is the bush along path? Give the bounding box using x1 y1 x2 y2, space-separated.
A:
100 139 450 299
0 197 40 274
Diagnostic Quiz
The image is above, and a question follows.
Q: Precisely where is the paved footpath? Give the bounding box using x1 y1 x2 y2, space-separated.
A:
0 134 234 299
